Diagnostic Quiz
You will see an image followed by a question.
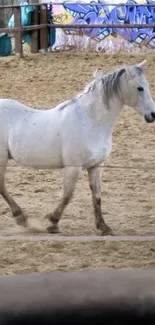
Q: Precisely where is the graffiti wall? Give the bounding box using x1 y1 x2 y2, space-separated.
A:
46 0 155 52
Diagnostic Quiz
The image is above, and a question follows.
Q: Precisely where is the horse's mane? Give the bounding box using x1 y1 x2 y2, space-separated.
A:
72 67 126 104
59 65 143 110
58 80 96 110
99 65 143 100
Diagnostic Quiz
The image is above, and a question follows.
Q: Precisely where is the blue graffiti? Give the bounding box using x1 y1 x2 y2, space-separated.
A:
63 0 155 47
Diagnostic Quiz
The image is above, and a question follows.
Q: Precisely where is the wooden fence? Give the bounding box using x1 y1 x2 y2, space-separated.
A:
1 2 155 57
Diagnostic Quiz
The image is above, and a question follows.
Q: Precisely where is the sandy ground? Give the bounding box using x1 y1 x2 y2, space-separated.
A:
0 240 155 275
0 52 155 273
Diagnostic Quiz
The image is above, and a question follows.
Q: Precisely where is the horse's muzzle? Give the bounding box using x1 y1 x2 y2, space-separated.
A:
144 113 155 123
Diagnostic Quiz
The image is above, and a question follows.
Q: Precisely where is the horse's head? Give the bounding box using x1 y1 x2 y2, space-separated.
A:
120 60 155 123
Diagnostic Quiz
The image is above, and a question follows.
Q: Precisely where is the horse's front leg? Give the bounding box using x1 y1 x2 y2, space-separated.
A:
88 165 112 235
46 166 81 233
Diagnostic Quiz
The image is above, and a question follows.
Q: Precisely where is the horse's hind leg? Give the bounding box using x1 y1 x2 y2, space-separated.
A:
46 166 81 233
88 165 112 235
0 156 27 227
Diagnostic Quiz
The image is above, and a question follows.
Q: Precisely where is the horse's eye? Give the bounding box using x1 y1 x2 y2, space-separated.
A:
137 86 144 91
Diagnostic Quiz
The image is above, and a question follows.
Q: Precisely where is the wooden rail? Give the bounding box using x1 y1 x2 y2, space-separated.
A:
48 23 155 29
1 3 155 57
1 23 155 34
1 2 155 7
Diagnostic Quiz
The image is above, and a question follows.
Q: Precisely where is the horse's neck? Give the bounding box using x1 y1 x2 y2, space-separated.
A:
105 97 123 129
81 92 123 131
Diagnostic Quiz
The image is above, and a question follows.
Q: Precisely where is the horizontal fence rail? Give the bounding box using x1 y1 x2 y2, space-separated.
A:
1 3 155 7
48 23 155 29
1 23 155 34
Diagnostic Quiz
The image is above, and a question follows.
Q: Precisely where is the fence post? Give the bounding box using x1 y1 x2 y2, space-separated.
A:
39 4 48 51
31 5 39 53
14 6 23 58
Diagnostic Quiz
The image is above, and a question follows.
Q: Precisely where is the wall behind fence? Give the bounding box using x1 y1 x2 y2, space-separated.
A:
0 0 20 27
42 0 155 53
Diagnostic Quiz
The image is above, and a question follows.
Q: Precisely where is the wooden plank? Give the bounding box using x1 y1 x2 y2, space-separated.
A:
1 23 155 35
39 4 48 51
28 0 39 53
0 24 47 33
14 6 23 57
31 7 39 53
47 23 155 29
1 3 155 8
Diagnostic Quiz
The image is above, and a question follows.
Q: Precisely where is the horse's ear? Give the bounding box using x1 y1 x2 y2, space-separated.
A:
117 68 126 78
136 60 147 68
93 68 103 78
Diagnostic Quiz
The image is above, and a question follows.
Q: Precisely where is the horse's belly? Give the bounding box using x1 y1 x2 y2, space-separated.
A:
18 152 63 169
9 136 63 169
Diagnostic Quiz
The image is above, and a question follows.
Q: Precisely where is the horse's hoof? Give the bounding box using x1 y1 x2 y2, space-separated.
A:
45 213 60 225
45 213 53 221
97 224 113 236
101 228 113 236
15 214 28 227
47 225 60 234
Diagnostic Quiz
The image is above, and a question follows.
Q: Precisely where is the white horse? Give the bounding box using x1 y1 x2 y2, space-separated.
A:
0 60 154 235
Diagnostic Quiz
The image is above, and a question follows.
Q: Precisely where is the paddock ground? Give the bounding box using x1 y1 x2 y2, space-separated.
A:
0 52 155 274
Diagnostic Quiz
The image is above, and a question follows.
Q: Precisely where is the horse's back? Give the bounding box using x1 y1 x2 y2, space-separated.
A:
0 98 36 116
0 99 63 168
0 99 24 149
